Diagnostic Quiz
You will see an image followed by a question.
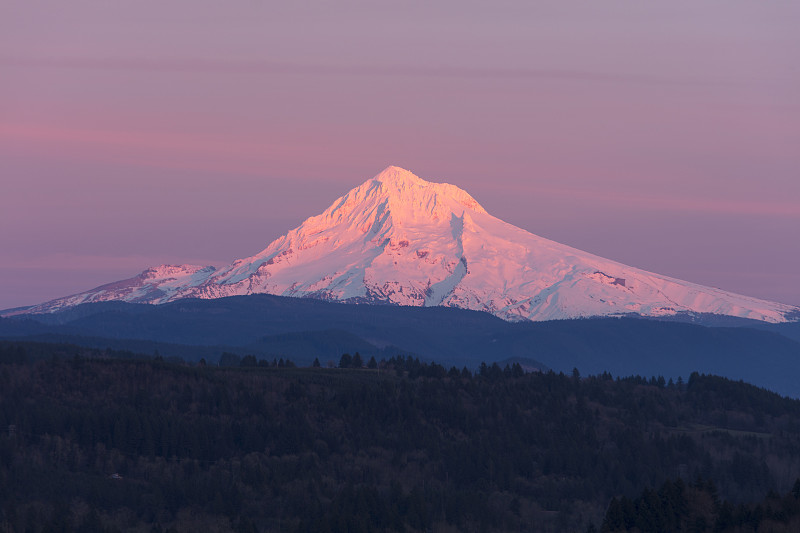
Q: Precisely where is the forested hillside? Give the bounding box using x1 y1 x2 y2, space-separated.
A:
5 296 800 397
2 341 800 532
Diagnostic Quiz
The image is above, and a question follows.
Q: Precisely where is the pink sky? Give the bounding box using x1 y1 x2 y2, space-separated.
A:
2 1 799 309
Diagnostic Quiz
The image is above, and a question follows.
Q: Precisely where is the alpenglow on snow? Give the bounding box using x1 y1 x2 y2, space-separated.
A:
16 166 800 323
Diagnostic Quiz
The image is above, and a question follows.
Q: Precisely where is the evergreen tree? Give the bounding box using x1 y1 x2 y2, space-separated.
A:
240 355 257 367
218 352 241 367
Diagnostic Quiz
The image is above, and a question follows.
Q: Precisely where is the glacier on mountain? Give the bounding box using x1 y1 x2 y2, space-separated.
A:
17 166 800 323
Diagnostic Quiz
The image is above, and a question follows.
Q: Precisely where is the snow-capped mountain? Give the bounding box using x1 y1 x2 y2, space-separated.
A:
17 166 800 323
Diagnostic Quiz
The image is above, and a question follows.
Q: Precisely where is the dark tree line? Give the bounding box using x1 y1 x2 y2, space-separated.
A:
601 477 800 532
1 341 800 532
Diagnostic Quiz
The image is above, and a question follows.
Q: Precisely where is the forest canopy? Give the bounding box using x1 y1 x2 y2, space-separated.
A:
1 341 800 532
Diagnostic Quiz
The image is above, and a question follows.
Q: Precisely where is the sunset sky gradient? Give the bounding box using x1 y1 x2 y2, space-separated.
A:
2 1 799 309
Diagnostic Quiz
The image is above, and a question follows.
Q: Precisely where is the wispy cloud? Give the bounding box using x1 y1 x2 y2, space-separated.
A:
0 122 351 178
4 122 795 220
0 55 722 87
0 122 329 169
531 185 800 219
0 123 269 155
0 252 222 272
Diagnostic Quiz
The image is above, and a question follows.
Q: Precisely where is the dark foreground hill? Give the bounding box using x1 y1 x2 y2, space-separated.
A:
3 295 800 396
2 341 800 532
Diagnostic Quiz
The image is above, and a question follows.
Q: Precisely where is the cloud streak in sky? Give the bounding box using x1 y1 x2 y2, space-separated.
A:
515 185 800 220
0 55 731 87
5 119 796 221
0 252 220 272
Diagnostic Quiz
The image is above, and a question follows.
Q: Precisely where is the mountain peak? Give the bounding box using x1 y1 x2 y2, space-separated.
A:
16 167 799 324
366 166 486 216
373 165 425 185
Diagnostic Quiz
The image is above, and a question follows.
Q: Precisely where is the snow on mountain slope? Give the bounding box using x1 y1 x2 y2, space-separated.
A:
18 265 217 315
18 166 800 323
